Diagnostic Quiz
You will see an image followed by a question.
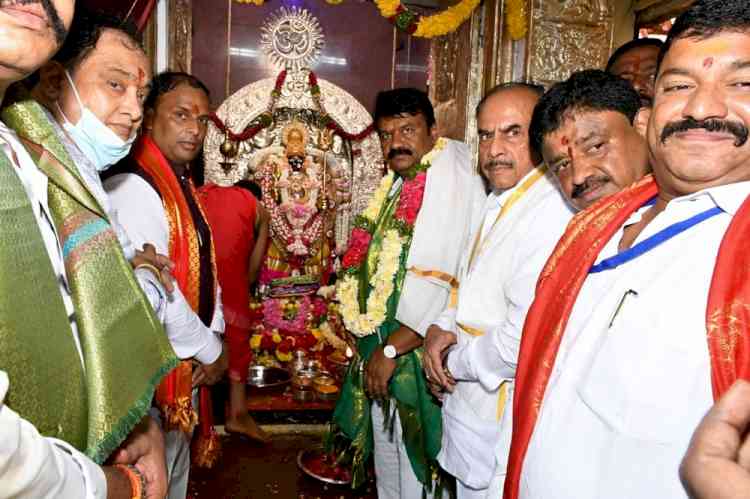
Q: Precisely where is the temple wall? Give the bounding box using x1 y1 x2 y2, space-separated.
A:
430 0 637 143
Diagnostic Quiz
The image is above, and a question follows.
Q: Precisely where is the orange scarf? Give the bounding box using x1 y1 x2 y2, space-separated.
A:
504 174 750 499
133 136 220 467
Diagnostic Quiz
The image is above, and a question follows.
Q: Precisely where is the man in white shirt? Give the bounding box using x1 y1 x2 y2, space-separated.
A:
504 1 750 498
421 83 573 498
332 88 485 498
105 71 228 498
0 1 173 498
31 9 227 386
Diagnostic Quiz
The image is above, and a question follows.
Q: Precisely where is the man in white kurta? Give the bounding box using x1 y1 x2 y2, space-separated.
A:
423 84 573 498
347 88 484 499
504 2 750 498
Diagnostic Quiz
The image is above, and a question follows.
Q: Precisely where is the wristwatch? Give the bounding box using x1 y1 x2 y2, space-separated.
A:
383 344 398 359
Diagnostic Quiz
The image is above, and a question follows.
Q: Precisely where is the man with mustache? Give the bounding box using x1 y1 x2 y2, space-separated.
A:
105 72 227 499
0 1 180 498
331 87 484 498
504 1 750 499
530 69 651 211
420 83 573 498
606 37 663 107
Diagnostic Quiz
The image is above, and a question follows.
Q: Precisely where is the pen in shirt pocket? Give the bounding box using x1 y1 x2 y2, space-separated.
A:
608 289 638 329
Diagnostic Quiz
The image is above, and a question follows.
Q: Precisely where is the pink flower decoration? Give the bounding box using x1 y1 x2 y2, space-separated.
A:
263 297 311 335
342 228 371 269
394 172 427 226
312 297 328 318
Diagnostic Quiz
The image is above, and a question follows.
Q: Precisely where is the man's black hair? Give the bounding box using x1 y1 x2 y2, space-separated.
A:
605 38 664 72
144 71 211 111
657 0 750 73
53 8 142 74
235 179 263 201
475 81 545 117
528 69 641 158
373 88 435 129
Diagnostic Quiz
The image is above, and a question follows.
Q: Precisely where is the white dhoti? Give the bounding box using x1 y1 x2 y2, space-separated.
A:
439 381 511 498
151 407 192 499
164 429 191 499
371 401 448 499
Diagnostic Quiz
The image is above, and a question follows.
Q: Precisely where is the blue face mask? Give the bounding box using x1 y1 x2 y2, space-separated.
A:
57 70 136 172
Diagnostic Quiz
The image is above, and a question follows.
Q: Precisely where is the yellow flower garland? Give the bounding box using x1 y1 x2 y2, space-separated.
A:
375 0 480 38
505 0 528 40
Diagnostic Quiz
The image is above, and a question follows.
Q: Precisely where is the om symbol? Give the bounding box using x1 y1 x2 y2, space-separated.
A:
274 20 311 60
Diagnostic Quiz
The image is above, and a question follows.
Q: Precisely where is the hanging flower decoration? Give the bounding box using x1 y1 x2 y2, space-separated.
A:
375 0 480 38
337 138 447 337
505 0 528 40
208 70 376 144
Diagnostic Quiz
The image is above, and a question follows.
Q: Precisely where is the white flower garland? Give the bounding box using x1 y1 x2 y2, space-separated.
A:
362 171 395 222
338 229 403 337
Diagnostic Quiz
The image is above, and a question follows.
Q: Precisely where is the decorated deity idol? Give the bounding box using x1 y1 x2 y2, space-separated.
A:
202 7 383 367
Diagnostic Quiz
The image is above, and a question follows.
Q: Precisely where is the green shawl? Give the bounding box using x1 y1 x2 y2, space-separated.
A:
1 100 178 463
332 177 445 491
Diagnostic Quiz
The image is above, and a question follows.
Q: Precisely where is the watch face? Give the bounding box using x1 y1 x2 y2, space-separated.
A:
384 345 397 359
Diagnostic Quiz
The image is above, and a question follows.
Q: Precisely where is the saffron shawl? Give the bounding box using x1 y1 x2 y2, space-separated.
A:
132 135 220 466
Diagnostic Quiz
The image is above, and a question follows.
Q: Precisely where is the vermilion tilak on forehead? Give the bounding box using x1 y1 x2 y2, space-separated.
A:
561 136 569 146
703 57 714 69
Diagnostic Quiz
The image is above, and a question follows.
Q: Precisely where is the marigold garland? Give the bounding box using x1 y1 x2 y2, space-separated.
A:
375 0 480 38
505 0 528 40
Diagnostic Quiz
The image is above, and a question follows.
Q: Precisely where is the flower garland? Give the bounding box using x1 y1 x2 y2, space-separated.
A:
505 0 528 40
375 0 480 38
257 161 325 257
337 138 446 337
209 70 375 144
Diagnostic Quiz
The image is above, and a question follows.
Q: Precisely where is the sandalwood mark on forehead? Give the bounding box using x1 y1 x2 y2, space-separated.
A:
703 57 714 69
694 39 731 56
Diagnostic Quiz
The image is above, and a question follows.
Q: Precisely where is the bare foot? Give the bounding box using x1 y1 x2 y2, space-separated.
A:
225 414 270 444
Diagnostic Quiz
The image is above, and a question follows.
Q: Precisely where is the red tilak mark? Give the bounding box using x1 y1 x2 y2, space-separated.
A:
561 136 569 146
703 57 714 69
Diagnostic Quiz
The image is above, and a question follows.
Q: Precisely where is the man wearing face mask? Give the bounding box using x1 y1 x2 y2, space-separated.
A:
105 71 228 498
0 2 179 498
12 12 227 499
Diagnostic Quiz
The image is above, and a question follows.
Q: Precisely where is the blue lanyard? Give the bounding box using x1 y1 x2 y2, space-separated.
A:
589 197 723 274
